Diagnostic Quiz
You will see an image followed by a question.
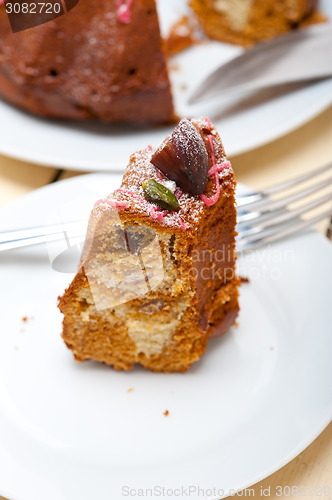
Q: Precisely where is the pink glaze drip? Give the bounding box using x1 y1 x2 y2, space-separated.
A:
95 198 128 209
117 0 134 24
115 188 187 230
200 120 231 207
204 117 212 129
156 169 164 181
174 188 183 200
147 145 153 153
200 173 221 207
150 206 167 222
116 189 147 206
208 160 231 177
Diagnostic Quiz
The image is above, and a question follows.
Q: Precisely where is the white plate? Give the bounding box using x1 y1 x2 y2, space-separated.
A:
0 0 331 171
0 173 331 500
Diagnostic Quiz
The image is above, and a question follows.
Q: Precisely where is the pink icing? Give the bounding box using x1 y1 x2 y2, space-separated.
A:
116 189 147 206
95 198 128 209
117 0 134 24
174 188 183 200
200 118 231 207
204 117 212 129
208 160 231 177
150 206 167 223
156 169 163 181
200 173 220 207
114 188 187 231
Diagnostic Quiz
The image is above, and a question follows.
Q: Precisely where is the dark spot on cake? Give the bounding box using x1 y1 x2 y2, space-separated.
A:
124 225 156 254
79 299 89 311
49 68 58 77
202 127 213 135
163 410 169 416
147 9 153 15
128 68 137 76
138 299 165 315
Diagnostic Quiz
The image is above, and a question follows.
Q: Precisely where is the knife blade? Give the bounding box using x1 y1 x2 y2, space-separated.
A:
188 23 332 104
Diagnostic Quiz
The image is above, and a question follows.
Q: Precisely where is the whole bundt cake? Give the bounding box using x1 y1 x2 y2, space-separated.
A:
0 0 174 123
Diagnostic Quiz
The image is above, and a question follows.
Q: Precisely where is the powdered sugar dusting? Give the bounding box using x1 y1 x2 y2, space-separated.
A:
172 118 208 178
95 198 128 209
103 120 233 231
200 119 232 207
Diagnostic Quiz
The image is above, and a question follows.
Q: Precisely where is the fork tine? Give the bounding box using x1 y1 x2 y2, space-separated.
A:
238 207 332 252
237 162 332 208
238 193 332 234
0 221 84 244
237 176 331 214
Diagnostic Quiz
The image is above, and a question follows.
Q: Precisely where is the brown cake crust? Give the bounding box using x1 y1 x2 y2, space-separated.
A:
190 0 326 47
0 0 173 123
58 118 240 372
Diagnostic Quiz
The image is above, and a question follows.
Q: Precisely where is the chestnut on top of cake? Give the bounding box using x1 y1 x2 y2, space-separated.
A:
58 118 240 373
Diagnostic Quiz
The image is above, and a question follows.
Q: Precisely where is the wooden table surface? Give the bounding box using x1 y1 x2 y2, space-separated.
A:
0 107 331 500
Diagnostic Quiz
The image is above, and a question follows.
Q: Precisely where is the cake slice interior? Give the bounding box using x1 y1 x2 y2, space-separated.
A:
58 118 240 372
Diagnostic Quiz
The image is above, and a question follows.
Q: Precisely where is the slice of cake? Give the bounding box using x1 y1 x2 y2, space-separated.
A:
0 0 173 123
190 0 326 47
58 118 240 373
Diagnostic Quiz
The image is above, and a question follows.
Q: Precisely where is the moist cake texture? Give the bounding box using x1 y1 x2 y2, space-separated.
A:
190 0 326 46
0 0 173 123
58 118 240 373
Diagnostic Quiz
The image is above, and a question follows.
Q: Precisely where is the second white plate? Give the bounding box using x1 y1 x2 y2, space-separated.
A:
0 0 331 171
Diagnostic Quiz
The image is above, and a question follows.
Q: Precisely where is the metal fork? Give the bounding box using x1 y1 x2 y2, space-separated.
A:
0 163 331 254
237 162 332 252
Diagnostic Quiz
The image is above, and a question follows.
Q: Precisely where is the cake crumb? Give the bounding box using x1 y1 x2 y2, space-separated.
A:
165 15 202 57
164 410 169 416
168 62 180 72
127 388 134 392
240 276 250 283
22 316 28 322
270 346 274 351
